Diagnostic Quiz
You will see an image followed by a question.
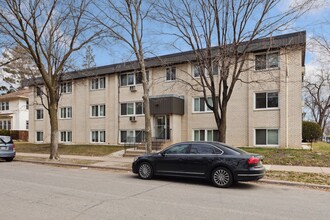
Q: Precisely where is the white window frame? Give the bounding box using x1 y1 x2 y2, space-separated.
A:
193 129 219 141
255 52 279 70
60 107 72 119
90 104 106 117
60 131 72 143
254 91 279 110
193 97 213 113
60 82 72 94
193 63 219 78
254 128 279 146
36 131 44 142
120 102 144 116
0 120 11 130
165 67 176 81
120 130 145 143
90 77 106 90
0 101 9 111
36 109 44 120
91 130 106 143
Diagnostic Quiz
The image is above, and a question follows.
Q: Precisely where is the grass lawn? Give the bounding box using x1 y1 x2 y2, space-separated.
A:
240 142 330 167
15 142 124 156
265 171 330 186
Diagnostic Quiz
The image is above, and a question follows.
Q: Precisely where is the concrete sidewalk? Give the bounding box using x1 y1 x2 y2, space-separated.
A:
16 152 330 174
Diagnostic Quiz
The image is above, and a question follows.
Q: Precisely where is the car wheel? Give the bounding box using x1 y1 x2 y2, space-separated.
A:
138 162 153 179
211 167 233 188
5 157 14 162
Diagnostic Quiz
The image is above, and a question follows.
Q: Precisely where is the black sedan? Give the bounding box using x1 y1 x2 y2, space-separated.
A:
132 141 265 188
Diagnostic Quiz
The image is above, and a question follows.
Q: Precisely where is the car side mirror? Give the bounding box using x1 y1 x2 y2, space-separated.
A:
160 152 166 157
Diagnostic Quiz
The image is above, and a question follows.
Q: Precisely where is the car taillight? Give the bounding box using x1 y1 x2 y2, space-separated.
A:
247 157 260 165
13 144 16 149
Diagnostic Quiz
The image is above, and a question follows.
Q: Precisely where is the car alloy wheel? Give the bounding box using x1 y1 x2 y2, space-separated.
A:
212 167 233 188
138 162 153 179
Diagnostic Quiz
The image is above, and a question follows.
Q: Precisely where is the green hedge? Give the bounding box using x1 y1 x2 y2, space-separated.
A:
302 121 322 142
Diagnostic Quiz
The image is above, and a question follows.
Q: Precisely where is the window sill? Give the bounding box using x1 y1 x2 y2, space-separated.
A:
90 88 105 91
254 108 280 112
192 111 213 114
254 67 280 72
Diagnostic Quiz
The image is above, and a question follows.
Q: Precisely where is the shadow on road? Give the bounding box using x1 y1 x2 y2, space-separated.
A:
127 174 259 190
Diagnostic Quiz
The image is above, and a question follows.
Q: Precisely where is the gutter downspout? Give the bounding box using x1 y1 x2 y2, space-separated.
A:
285 51 289 148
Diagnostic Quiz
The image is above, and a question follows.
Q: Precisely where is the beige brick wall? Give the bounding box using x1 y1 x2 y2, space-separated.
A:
29 47 304 148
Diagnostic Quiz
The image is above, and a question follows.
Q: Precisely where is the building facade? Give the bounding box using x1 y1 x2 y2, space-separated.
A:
0 88 30 131
28 31 306 148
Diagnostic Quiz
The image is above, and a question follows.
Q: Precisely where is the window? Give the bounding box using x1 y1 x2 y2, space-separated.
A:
91 105 105 117
60 82 72 93
255 52 279 70
190 144 222 154
0 102 9 110
255 129 279 145
0 120 11 130
193 129 219 141
91 130 105 143
193 97 213 112
120 72 149 86
120 130 145 143
193 63 219 77
36 131 44 142
36 86 43 96
60 131 72 142
164 144 190 155
90 77 105 90
255 92 278 109
36 109 44 120
60 107 72 119
121 102 144 116
166 67 176 81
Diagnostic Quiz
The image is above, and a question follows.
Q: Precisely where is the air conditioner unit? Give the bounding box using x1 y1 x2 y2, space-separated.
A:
129 116 136 122
129 85 136 92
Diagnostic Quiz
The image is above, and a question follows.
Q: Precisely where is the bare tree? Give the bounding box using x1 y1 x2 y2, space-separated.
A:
2 45 39 88
155 0 313 142
95 0 153 152
0 0 102 159
304 69 330 133
82 45 96 69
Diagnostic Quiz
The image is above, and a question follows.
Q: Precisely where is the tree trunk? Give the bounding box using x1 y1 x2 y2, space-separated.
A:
140 62 152 153
48 91 60 160
218 106 227 143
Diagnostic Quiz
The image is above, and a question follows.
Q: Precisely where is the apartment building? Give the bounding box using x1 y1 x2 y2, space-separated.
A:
0 88 30 131
28 31 306 148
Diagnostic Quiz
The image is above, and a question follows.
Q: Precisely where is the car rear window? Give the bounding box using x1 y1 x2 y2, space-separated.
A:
214 143 248 155
0 136 12 144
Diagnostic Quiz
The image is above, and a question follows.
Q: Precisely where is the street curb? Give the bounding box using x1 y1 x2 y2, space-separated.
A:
259 179 330 190
14 159 131 171
14 159 330 190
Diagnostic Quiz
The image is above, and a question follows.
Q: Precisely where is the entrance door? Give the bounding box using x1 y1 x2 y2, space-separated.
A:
155 115 170 140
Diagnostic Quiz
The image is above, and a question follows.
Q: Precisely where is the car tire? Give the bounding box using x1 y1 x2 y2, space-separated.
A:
138 162 153 180
211 167 233 188
5 157 14 162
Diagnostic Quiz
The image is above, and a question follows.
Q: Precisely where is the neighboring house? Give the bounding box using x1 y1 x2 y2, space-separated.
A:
28 31 306 148
0 88 30 131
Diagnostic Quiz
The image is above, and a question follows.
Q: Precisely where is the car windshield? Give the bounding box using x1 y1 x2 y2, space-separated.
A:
0 136 12 144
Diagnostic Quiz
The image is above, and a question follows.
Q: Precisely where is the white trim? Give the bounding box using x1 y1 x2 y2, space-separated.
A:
254 128 279 147
254 91 280 110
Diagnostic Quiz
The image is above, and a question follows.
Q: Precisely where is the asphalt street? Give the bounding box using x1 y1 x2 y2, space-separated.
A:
0 162 329 220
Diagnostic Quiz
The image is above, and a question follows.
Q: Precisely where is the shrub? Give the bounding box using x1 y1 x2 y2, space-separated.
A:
0 129 11 136
302 121 322 142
